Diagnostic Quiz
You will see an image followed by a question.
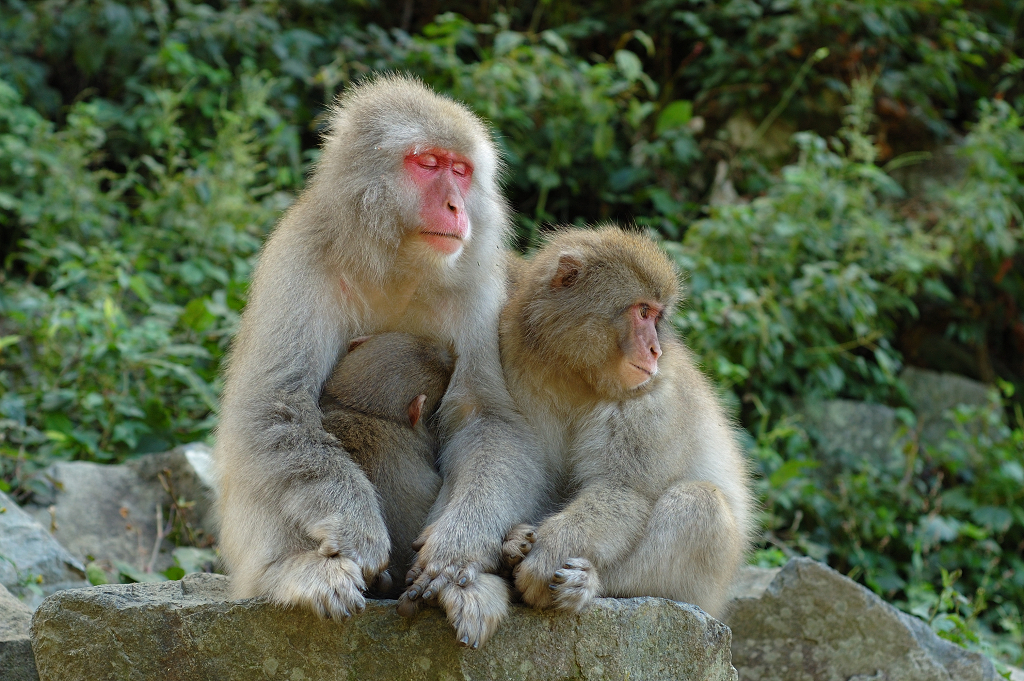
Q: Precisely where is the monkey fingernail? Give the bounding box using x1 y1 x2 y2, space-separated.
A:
548 584 558 591
472 641 480 650
459 635 470 647
457 576 468 587
422 589 434 600
525 531 536 541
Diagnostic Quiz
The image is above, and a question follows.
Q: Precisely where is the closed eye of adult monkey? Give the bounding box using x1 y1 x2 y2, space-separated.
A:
318 332 454 596
214 75 545 643
497 226 754 618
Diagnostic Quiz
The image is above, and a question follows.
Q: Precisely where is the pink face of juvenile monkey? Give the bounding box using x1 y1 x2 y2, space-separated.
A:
404 148 473 256
618 301 664 390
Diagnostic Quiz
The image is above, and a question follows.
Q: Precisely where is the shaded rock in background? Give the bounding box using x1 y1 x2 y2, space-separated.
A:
0 492 85 597
725 557 995 681
31 573 737 681
1 583 38 681
728 565 781 601
24 443 216 577
799 400 904 472
900 367 1000 447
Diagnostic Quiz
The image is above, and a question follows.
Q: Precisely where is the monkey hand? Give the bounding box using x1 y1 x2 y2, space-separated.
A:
514 541 601 613
399 524 507 648
280 506 390 619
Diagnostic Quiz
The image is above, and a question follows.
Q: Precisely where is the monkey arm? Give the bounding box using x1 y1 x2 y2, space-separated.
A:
512 478 652 610
401 323 548 647
214 228 390 614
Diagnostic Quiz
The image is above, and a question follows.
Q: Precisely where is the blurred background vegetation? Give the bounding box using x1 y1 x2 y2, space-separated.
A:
0 0 1022 668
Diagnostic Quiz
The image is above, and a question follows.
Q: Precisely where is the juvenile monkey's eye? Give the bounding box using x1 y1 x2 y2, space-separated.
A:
418 154 439 168
639 304 651 319
452 162 468 176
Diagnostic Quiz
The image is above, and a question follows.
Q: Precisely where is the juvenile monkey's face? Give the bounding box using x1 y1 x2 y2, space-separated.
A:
616 301 664 391
404 148 474 259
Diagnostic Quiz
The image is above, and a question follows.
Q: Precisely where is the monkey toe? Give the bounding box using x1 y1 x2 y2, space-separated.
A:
501 523 538 567
549 557 599 613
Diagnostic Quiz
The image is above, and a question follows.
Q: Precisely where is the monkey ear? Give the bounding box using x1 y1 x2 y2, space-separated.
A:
551 254 582 289
347 336 371 352
408 394 427 428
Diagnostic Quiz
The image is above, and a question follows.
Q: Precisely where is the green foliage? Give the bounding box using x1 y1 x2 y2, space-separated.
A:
0 62 285 486
751 392 1024 665
667 78 950 414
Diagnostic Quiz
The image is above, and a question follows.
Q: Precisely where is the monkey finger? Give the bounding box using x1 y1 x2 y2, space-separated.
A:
419 574 450 602
396 594 420 618
405 565 423 587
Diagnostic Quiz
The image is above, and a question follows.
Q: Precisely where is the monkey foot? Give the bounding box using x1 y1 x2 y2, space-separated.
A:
501 524 537 567
549 557 600 613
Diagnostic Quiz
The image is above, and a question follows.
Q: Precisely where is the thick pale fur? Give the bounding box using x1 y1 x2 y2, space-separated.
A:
214 76 543 644
498 226 754 618
318 333 454 595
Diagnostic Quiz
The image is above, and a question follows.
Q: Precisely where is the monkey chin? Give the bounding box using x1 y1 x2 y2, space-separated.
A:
418 230 469 262
621 362 658 392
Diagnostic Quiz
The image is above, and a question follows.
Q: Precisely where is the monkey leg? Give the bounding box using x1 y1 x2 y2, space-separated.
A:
599 480 743 618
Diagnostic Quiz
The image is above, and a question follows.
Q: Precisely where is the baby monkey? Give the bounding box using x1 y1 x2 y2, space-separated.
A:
319 332 455 596
499 226 753 618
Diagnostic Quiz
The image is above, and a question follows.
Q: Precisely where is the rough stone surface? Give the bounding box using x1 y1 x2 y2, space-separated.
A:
0 582 38 681
31 573 736 681
725 558 995 681
24 443 216 575
0 492 85 593
901 366 1000 447
799 400 904 470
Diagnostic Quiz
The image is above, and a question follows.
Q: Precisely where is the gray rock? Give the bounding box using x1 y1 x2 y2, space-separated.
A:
24 443 216 575
799 400 905 471
1 583 38 681
725 558 995 681
31 573 737 681
900 367 1001 447
0 493 85 593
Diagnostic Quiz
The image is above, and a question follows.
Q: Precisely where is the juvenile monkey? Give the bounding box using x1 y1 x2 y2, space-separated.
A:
498 226 753 618
318 333 455 595
215 75 544 643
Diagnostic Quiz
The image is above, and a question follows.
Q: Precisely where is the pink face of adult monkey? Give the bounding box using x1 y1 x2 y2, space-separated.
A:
214 75 544 647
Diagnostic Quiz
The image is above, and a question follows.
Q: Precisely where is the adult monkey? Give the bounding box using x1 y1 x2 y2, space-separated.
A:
214 75 541 646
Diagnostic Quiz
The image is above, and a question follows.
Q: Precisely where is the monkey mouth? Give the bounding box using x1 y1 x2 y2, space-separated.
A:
420 230 464 241
630 363 655 377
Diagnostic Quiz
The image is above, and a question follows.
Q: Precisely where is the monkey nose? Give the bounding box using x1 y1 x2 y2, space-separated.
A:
650 340 662 360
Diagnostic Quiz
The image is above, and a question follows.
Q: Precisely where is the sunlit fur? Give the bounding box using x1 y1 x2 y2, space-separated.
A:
499 226 755 618
214 76 544 646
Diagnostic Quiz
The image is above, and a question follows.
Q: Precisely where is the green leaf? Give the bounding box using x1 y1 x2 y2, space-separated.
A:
769 459 819 487
85 562 109 586
656 101 693 136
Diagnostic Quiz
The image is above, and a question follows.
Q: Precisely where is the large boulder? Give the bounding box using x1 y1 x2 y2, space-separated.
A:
799 400 904 471
0 583 38 681
23 443 216 576
900 366 1001 447
30 573 736 681
725 558 995 681
0 492 85 598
